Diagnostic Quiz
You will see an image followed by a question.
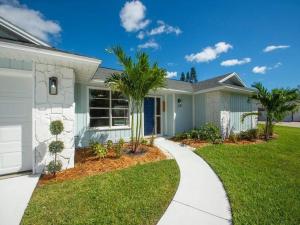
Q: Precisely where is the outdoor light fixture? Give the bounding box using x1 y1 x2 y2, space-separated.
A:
177 98 182 107
49 77 58 95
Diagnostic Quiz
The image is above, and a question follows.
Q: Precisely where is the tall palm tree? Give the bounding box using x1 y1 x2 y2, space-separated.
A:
242 82 300 140
105 47 166 152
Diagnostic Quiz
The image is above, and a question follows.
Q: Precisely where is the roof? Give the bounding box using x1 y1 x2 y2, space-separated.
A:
94 68 253 94
0 16 50 47
192 73 232 91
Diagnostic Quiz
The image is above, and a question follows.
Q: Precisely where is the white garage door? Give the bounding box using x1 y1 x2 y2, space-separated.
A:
0 70 33 175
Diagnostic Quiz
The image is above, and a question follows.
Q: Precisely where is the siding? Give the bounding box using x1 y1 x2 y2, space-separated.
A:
0 57 32 70
228 93 255 132
175 94 193 133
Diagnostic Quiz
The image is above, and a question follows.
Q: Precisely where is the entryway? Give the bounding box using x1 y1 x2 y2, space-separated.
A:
144 97 162 136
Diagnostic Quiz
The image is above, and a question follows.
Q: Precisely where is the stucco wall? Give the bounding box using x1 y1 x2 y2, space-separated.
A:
34 63 75 173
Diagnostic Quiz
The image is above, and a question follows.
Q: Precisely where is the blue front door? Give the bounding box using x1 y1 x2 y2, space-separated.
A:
144 97 155 136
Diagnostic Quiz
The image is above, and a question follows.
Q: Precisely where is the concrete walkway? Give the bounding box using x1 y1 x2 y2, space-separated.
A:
155 137 232 225
0 173 40 225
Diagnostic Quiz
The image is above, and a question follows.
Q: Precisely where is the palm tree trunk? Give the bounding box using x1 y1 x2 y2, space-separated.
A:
137 101 143 146
130 101 135 152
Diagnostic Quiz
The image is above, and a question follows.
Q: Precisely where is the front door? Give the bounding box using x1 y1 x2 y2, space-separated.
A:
144 97 161 136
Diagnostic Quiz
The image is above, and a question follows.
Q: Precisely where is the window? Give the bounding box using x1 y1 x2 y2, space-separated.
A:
89 88 129 128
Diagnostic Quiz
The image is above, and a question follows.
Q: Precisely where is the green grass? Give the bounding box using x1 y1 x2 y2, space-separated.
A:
22 160 179 225
196 126 300 225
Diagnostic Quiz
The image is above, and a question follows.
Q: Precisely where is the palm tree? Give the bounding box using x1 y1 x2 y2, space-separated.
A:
105 47 166 152
242 82 300 140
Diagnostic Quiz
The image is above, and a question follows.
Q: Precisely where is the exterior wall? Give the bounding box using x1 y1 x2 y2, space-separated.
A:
34 63 75 173
75 82 132 147
227 92 257 134
194 91 221 128
175 94 193 133
166 94 174 136
194 91 257 137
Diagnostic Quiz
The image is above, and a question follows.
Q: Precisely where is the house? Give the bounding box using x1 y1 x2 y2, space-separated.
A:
258 105 300 122
0 17 257 176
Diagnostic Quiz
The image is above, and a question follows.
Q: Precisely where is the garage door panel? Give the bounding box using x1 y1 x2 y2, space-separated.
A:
0 123 32 143
0 72 32 175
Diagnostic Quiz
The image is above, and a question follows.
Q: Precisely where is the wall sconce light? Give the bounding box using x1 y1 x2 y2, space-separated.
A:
49 77 58 95
177 98 182 107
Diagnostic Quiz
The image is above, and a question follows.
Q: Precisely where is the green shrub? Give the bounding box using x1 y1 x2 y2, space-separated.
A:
141 138 148 145
229 131 238 143
90 141 107 158
47 160 62 174
190 129 200 139
149 134 155 147
50 120 64 136
238 128 259 141
119 138 125 147
106 140 113 149
47 120 64 175
200 123 222 144
48 141 64 154
114 143 122 158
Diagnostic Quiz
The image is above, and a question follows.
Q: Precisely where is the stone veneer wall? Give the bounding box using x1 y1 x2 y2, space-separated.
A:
34 63 75 173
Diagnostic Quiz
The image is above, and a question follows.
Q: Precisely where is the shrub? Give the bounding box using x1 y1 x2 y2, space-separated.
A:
238 128 259 141
201 123 222 144
149 133 155 147
50 120 64 136
119 138 125 147
141 138 148 145
47 160 62 174
48 141 64 154
90 141 107 158
190 129 200 139
229 131 238 143
114 143 122 158
47 120 64 176
106 140 113 149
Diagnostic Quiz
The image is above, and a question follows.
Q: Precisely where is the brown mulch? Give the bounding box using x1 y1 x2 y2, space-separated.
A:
174 138 267 150
39 144 166 186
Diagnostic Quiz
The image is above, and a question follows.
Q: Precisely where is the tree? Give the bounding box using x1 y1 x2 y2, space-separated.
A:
105 47 166 152
180 72 185 81
47 120 64 176
190 67 197 83
242 82 300 140
185 72 190 82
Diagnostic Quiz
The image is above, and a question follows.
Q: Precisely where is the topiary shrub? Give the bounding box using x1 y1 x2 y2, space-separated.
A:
47 120 64 176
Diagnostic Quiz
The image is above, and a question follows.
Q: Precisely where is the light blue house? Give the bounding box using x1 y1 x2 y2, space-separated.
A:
0 17 257 175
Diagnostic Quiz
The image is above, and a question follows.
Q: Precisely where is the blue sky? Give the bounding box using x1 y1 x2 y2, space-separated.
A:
0 0 299 89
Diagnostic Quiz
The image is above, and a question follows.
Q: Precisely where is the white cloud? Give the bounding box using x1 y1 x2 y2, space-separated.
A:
263 45 290 52
120 0 150 32
137 39 159 49
0 0 61 42
252 62 282 74
136 31 145 39
221 57 251 66
185 42 233 63
166 71 177 78
252 66 267 74
148 20 181 36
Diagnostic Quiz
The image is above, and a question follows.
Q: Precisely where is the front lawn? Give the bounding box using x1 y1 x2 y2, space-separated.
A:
196 126 300 225
22 160 179 225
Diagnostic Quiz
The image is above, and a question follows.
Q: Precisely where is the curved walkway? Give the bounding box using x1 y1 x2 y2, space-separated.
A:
155 137 232 225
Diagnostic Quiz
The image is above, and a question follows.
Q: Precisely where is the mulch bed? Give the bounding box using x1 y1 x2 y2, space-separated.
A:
39 144 166 186
173 138 267 149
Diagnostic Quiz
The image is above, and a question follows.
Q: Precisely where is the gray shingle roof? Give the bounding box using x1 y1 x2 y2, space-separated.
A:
93 67 252 93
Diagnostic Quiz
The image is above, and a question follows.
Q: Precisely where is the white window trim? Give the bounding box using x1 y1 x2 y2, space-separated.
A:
87 86 131 130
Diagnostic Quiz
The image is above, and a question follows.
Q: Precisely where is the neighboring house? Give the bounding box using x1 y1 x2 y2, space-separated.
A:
0 17 257 176
258 105 300 122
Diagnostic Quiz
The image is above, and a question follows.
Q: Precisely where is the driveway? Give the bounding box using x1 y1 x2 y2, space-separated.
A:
155 137 232 225
275 122 300 128
0 173 40 225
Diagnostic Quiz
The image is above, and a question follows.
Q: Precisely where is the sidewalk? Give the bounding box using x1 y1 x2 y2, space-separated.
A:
155 137 232 225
